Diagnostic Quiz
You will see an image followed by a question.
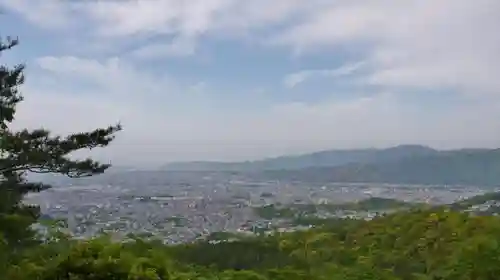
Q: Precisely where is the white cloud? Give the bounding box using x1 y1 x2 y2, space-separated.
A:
37 56 120 81
4 0 500 165
131 37 196 58
35 56 180 103
273 0 500 95
81 0 228 38
1 0 327 58
283 61 366 88
7 0 499 96
12 55 500 165
80 0 324 37
0 0 75 29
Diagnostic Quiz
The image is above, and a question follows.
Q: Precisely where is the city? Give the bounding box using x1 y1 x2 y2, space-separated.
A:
25 171 495 244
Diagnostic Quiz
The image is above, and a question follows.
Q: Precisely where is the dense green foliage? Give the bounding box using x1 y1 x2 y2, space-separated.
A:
451 192 500 210
254 198 418 221
254 204 301 219
322 197 419 211
3 209 500 279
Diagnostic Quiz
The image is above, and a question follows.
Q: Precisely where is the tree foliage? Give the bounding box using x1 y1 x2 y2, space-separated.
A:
4 209 500 279
0 38 121 250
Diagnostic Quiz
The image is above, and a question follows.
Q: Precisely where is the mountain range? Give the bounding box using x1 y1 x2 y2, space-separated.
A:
163 145 500 186
163 145 439 171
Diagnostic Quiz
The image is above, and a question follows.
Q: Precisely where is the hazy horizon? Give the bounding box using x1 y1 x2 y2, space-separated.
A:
120 144 498 168
2 0 500 165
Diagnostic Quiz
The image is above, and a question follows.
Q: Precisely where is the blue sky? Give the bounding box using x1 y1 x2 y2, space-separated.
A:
1 0 500 166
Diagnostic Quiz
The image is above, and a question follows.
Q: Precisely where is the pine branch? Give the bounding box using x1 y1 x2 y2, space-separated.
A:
0 35 121 249
0 124 122 177
0 36 18 52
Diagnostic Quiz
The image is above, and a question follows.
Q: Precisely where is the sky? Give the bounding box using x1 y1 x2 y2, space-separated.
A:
1 0 500 166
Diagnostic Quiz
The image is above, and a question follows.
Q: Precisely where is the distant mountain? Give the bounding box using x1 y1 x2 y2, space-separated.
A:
163 145 438 171
262 148 500 186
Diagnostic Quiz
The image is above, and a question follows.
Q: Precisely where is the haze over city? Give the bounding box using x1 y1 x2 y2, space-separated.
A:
5 2 500 278
2 0 500 166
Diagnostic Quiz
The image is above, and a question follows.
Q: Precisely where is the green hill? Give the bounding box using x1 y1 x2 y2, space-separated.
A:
450 192 500 210
325 197 420 211
7 209 500 279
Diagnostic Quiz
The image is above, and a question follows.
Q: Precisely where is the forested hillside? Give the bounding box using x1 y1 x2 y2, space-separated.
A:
4 208 500 279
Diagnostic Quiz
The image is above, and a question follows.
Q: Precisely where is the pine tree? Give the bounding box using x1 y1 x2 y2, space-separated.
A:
0 37 121 249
